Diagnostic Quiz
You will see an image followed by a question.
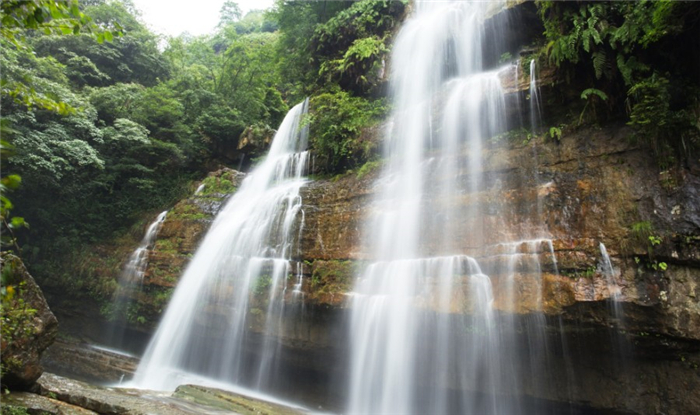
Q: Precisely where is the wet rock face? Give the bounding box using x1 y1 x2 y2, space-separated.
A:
300 125 699 317
1 253 58 390
41 340 138 384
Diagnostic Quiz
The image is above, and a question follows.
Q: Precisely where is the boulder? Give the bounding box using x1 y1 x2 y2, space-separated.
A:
1 253 58 390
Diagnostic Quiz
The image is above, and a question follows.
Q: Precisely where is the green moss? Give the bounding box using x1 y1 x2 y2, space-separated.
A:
154 238 178 253
1 257 40 375
560 266 596 280
152 287 174 312
310 260 355 296
169 202 211 221
199 172 238 196
253 275 272 297
356 159 382 179
0 405 31 415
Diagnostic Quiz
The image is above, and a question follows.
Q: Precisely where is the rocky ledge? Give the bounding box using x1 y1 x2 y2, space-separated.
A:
1 372 306 415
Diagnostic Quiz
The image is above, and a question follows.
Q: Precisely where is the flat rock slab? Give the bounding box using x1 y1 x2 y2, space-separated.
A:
34 373 308 414
173 384 305 415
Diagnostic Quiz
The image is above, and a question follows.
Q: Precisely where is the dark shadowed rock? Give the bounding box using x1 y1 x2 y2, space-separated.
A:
41 339 138 384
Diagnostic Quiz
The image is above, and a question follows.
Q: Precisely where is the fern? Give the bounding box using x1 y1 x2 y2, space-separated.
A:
581 88 608 101
592 50 606 80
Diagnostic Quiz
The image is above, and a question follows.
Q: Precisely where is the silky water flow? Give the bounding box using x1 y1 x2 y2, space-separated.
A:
132 99 310 394
107 210 167 352
347 2 572 414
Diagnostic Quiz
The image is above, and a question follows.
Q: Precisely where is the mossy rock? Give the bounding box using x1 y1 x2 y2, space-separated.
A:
1 254 58 390
173 384 304 415
308 260 356 304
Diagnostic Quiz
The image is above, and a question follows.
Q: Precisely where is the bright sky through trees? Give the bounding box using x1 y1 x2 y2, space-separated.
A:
131 0 274 36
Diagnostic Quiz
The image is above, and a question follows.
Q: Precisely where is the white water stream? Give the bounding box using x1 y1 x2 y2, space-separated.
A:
529 59 543 135
107 210 168 351
122 211 168 285
347 2 560 413
132 99 310 392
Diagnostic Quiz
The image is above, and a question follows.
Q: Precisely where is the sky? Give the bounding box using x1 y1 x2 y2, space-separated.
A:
131 0 275 37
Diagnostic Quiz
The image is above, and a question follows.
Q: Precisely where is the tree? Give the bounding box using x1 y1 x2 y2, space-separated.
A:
218 1 242 27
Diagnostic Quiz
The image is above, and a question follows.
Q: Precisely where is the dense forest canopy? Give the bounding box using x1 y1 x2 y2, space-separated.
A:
1 0 698 320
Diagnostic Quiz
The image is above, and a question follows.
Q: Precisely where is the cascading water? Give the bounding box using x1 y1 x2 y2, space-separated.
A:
529 59 543 135
107 210 167 351
600 243 629 347
132 99 310 393
124 211 168 286
347 2 565 413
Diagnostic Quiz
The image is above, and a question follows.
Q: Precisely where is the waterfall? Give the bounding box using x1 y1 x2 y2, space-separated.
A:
122 211 168 286
600 242 626 326
107 210 167 351
132 99 310 392
529 59 542 135
347 2 561 413
513 59 525 129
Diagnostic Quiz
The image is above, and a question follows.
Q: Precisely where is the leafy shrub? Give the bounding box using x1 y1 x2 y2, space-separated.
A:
309 90 386 174
538 1 700 164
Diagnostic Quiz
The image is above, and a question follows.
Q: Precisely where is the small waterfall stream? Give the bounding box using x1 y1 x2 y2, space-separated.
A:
107 210 167 351
529 59 543 135
132 99 310 393
122 211 168 286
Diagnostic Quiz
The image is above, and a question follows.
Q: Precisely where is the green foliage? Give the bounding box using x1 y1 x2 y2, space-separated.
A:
548 126 563 142
309 90 386 173
1 0 121 113
631 221 653 243
227 10 278 35
579 88 608 125
199 173 237 196
0 0 118 46
538 1 700 163
1 405 31 415
253 274 272 297
30 1 166 87
270 0 355 100
312 0 405 96
319 36 387 93
309 260 354 297
626 74 699 165
580 88 608 101
630 221 668 272
356 159 382 179
1 139 28 252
